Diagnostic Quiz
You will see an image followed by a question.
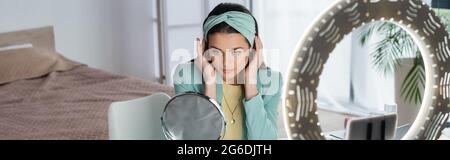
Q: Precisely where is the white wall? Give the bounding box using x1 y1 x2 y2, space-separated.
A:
255 0 352 102
115 0 159 81
0 0 159 81
350 28 396 112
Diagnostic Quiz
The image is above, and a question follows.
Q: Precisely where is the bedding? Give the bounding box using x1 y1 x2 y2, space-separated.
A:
0 47 82 84
0 26 55 51
0 26 174 140
0 65 174 140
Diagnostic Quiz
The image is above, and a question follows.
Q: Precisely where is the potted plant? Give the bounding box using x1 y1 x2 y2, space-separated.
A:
357 2 450 125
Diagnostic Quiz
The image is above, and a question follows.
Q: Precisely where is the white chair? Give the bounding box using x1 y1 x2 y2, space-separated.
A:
108 93 170 140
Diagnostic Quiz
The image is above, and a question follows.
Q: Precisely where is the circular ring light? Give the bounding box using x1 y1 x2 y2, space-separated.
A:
283 0 450 140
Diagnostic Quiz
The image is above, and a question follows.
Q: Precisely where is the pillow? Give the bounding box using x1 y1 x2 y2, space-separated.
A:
0 43 33 52
0 47 83 84
0 26 55 52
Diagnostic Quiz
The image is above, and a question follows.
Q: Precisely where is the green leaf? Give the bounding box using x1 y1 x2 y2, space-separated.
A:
399 59 425 105
358 22 426 105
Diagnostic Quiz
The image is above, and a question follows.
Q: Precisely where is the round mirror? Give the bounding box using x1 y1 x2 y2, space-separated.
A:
161 92 226 140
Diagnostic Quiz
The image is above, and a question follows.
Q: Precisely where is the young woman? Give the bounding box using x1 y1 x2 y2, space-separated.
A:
173 3 283 140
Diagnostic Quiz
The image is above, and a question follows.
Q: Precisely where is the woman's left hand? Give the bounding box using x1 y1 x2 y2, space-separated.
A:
244 36 263 100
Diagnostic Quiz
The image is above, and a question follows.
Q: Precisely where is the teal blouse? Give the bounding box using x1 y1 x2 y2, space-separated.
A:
172 62 283 140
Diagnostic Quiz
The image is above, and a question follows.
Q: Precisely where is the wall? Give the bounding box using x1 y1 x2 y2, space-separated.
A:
255 0 353 103
0 0 159 81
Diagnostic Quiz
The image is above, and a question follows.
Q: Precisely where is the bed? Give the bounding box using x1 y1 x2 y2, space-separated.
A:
0 27 174 140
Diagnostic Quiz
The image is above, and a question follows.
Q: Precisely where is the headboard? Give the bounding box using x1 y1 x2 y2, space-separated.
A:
0 26 55 51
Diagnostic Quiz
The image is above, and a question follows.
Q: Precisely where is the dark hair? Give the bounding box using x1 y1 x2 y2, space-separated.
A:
192 3 267 68
204 3 258 48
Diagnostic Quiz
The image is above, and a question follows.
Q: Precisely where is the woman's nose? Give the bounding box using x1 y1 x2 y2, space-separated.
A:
223 55 237 68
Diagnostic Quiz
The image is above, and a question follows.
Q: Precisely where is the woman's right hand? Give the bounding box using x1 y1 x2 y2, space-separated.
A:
194 38 217 99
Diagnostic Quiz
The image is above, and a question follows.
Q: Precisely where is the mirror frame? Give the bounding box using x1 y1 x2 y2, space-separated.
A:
283 0 450 140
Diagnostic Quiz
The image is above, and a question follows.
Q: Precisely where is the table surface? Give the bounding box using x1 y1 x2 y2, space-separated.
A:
326 124 411 140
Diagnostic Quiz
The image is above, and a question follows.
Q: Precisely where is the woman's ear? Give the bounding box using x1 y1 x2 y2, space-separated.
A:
252 36 258 50
254 36 263 50
253 35 262 50
203 40 208 53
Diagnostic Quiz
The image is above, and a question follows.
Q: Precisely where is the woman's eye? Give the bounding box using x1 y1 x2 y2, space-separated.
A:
206 48 223 56
233 49 244 56
212 49 223 56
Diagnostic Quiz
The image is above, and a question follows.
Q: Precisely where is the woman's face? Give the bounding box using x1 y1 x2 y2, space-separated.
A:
207 33 250 84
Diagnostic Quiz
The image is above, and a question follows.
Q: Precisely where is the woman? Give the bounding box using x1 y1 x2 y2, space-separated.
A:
173 3 283 140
